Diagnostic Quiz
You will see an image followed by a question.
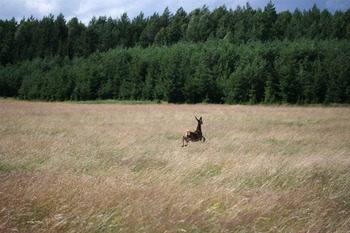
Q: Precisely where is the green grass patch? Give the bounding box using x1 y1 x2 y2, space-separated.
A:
186 164 222 184
0 162 14 174
165 132 179 141
132 157 167 172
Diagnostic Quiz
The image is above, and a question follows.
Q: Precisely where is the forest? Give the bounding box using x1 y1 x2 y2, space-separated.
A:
0 2 350 104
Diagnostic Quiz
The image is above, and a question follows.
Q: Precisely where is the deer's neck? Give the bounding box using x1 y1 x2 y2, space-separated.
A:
196 122 202 133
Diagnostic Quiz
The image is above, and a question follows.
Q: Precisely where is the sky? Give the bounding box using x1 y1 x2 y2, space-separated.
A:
1 0 350 25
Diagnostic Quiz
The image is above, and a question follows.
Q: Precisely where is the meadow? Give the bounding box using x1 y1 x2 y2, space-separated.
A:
0 99 349 232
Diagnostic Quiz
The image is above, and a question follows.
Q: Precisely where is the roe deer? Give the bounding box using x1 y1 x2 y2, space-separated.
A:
182 116 206 147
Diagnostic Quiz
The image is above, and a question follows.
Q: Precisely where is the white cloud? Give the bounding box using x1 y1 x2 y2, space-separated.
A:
71 0 151 24
326 0 349 11
26 0 56 14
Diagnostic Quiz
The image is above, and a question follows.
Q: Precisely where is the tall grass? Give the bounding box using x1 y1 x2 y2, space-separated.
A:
0 99 349 232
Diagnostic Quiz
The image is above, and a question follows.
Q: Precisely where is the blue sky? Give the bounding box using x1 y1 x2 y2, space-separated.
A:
1 0 349 25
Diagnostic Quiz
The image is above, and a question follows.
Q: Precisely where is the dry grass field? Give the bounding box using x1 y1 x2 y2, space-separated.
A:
0 99 350 232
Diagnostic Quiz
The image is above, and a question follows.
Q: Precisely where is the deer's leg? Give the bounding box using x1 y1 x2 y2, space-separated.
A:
182 136 187 147
183 132 191 147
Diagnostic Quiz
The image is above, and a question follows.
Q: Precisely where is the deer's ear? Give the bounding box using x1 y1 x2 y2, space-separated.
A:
200 117 202 120
195 116 198 120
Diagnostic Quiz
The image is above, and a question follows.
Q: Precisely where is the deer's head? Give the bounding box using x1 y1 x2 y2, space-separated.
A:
195 116 203 125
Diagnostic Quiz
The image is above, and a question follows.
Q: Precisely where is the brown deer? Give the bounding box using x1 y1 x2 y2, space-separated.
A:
182 116 206 147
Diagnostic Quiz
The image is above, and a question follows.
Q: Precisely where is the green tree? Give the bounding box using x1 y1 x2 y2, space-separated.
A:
131 12 147 46
325 52 350 103
305 4 321 39
167 8 188 44
67 17 85 58
15 17 38 61
262 1 277 40
273 11 291 40
0 18 17 65
211 6 230 39
139 13 161 47
286 8 303 40
38 14 55 57
83 17 99 57
118 13 132 47
332 10 345 39
53 13 68 56
319 9 332 39
185 6 212 42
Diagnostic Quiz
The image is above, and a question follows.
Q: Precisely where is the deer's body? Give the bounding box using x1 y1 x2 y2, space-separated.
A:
182 117 206 147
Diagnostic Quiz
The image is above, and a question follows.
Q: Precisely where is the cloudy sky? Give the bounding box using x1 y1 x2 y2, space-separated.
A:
1 0 349 25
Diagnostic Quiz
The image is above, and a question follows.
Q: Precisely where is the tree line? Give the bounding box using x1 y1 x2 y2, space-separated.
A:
0 2 350 104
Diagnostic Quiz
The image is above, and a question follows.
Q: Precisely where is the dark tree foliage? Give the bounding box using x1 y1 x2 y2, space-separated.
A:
0 2 350 104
